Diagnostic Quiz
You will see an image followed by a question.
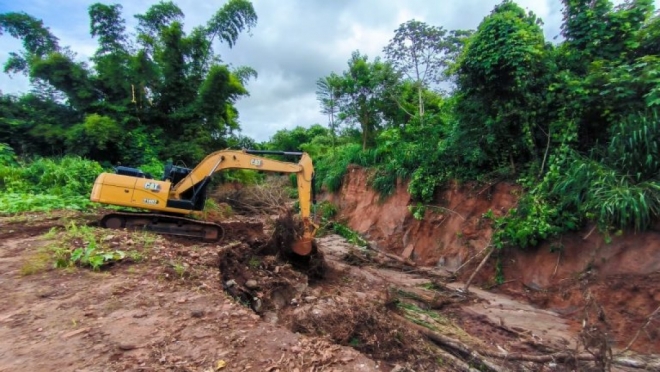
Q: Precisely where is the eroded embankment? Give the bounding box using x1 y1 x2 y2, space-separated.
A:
325 165 660 354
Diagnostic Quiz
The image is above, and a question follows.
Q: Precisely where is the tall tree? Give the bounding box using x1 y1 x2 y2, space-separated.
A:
315 73 341 148
334 51 398 150
0 0 259 164
453 0 551 172
383 20 471 120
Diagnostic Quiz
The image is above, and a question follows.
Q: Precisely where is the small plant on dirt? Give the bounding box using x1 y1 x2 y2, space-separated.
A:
171 261 188 279
248 256 261 269
331 222 369 248
127 250 145 262
29 222 137 273
408 203 426 220
20 250 52 276
53 238 126 271
134 231 158 249
316 200 338 219
201 199 234 220
63 240 126 270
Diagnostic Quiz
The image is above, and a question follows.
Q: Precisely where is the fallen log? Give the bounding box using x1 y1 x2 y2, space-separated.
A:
391 313 660 370
392 313 505 372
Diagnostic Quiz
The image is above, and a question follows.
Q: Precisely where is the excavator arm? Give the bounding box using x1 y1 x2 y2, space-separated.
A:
171 150 314 215
168 149 317 254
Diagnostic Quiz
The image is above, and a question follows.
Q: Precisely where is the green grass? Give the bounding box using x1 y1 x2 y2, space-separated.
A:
0 193 94 214
0 155 104 213
21 222 158 275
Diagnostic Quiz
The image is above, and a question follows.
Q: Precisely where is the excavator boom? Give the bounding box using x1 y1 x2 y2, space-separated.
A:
90 149 317 255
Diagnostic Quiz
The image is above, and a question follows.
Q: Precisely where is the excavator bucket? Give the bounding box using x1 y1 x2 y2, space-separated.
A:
292 237 314 256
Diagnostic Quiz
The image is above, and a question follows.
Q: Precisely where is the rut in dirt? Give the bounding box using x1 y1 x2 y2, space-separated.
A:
216 213 445 370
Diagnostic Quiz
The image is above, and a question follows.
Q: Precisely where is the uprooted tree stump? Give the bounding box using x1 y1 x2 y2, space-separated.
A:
258 210 328 281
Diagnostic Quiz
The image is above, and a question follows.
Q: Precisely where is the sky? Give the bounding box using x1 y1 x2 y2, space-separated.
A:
0 0 653 142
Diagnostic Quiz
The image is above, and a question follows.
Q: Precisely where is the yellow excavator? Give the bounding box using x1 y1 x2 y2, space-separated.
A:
89 149 317 256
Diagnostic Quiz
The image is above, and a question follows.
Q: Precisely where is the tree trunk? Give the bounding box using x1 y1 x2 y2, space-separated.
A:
418 85 424 117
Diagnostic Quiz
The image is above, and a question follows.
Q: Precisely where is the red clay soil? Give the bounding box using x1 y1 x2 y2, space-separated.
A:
327 166 660 354
326 165 519 267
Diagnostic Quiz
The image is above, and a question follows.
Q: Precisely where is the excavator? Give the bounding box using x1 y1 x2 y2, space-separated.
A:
89 149 317 256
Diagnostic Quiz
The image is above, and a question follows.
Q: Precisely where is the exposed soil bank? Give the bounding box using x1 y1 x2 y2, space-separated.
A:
326 166 660 353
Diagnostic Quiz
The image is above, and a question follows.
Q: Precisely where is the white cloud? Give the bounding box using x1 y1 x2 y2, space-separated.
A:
1 0 659 141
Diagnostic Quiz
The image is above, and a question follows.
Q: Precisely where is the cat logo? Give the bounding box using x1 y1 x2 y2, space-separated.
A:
250 158 263 167
144 182 161 192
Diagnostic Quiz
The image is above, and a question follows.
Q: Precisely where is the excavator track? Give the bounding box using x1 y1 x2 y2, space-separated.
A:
100 212 225 242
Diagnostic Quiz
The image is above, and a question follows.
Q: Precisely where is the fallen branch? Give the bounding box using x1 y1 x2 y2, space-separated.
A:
392 313 505 372
434 347 481 372
617 304 660 355
363 244 416 267
391 314 660 370
464 239 493 293
452 243 491 276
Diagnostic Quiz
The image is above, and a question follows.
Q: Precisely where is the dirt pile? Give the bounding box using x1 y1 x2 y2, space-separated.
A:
212 178 293 216
215 215 447 370
286 298 437 367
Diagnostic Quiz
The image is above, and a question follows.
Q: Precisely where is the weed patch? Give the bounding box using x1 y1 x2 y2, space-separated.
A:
21 222 157 274
0 156 104 213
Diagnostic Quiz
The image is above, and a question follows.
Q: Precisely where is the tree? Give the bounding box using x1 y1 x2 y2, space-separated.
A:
0 0 259 164
453 0 551 172
383 20 471 120
560 0 654 65
333 51 399 149
0 12 59 75
315 73 341 148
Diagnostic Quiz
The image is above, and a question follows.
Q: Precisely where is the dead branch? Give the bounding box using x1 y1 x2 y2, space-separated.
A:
582 224 598 240
452 242 491 276
422 204 466 220
392 313 660 370
214 182 291 215
392 313 505 372
388 286 465 309
539 126 552 177
434 347 481 372
617 304 660 355
363 244 416 266
552 250 562 278
464 239 493 293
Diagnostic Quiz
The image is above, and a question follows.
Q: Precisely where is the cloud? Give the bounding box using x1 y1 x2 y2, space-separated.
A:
1 0 657 142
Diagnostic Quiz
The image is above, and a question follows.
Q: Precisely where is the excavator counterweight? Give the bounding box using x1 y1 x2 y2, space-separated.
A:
90 149 317 255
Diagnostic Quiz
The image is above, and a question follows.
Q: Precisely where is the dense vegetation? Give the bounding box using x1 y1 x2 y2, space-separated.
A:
2 0 660 251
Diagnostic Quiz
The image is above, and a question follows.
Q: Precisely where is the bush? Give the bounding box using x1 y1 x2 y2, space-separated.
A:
492 111 660 249
0 155 104 213
0 143 18 166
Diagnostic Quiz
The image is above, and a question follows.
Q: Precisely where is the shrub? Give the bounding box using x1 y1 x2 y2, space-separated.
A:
0 155 104 213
